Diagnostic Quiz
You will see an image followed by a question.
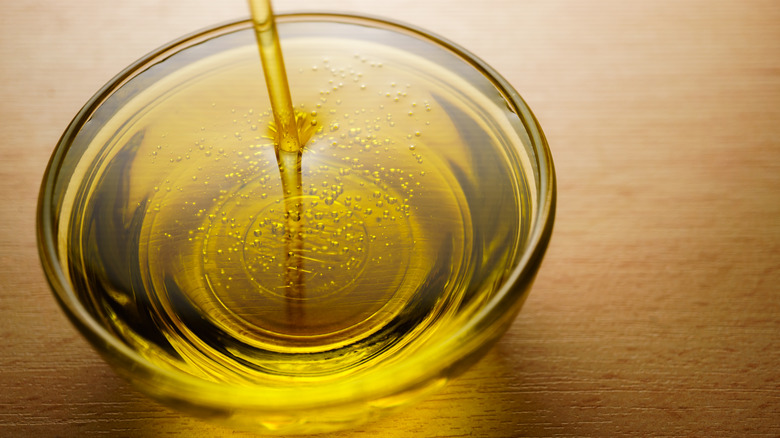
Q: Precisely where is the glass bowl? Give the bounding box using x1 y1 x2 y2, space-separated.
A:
37 13 555 435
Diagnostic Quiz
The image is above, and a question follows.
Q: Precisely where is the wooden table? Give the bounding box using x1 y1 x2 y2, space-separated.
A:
1 1 778 436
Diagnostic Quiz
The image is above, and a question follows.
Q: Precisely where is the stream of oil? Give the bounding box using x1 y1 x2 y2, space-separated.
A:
249 0 306 330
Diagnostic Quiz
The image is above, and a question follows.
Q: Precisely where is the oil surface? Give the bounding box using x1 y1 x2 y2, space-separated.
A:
63 19 529 386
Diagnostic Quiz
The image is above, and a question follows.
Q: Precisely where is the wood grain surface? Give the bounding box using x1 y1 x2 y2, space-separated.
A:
1 1 778 436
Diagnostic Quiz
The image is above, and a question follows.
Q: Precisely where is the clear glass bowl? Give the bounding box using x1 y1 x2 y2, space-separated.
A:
37 13 555 435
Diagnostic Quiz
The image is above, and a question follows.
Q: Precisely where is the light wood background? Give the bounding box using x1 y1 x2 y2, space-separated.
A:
1 1 778 436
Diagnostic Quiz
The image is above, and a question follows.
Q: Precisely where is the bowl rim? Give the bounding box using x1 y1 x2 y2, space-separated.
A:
37 12 556 412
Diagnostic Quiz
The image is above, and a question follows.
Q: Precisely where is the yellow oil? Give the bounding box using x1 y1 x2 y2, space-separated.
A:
248 0 301 154
64 15 529 392
248 0 307 329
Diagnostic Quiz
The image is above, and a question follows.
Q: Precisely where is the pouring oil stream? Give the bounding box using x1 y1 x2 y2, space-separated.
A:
248 0 305 324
